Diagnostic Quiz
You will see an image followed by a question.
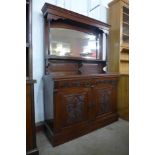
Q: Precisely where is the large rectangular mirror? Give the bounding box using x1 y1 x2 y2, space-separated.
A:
49 28 100 59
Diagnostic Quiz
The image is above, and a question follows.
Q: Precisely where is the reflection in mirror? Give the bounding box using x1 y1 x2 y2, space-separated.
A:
50 28 99 59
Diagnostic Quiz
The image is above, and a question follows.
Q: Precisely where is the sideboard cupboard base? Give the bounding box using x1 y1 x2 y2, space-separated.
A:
45 114 118 146
43 74 119 146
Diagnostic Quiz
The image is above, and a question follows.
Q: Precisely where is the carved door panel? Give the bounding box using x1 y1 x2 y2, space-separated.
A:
55 87 91 129
93 83 116 118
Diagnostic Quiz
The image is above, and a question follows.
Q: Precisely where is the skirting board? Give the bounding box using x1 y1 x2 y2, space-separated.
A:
35 121 45 132
26 149 39 155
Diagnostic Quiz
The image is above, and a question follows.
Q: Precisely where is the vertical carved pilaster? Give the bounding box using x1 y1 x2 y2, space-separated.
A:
105 31 109 71
48 20 51 55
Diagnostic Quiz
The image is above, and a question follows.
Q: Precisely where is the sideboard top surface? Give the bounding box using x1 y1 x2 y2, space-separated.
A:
45 73 120 80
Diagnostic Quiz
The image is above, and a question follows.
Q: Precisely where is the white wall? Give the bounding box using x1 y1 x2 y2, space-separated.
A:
88 0 113 23
101 0 113 7
70 0 88 16
32 0 57 123
32 0 112 123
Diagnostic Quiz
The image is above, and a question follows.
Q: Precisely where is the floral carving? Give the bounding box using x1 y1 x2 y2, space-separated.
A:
65 94 85 124
96 80 117 86
98 89 112 114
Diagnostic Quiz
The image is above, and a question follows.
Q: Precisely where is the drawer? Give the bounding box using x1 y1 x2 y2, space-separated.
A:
54 79 93 89
94 78 118 87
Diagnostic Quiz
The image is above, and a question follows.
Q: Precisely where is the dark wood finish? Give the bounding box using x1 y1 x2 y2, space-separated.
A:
42 3 119 146
26 81 39 155
42 3 109 70
93 80 117 118
26 0 39 154
55 87 90 129
42 3 110 30
43 74 119 146
26 0 33 79
46 59 106 76
50 21 100 35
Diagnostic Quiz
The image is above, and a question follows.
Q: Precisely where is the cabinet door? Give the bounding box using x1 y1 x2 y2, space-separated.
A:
93 83 116 118
55 87 90 130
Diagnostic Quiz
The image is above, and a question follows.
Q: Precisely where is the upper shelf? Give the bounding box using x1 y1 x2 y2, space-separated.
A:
123 33 129 37
120 43 129 50
121 48 129 53
123 22 129 25
45 55 106 63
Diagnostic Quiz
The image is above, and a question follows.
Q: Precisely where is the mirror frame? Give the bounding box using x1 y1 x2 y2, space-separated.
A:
42 3 110 61
49 22 102 60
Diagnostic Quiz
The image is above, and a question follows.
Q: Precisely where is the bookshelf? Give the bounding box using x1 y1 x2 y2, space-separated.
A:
108 0 129 120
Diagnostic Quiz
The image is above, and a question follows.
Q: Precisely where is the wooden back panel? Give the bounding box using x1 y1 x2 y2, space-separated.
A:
46 59 106 76
80 63 104 75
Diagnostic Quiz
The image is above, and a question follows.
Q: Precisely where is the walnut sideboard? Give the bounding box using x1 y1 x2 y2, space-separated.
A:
43 74 119 146
41 3 119 146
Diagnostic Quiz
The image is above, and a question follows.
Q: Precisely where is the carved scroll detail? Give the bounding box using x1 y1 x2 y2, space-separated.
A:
65 94 85 124
95 80 117 86
98 89 112 114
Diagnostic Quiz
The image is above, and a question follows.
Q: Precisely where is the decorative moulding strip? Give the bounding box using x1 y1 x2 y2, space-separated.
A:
42 3 110 30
